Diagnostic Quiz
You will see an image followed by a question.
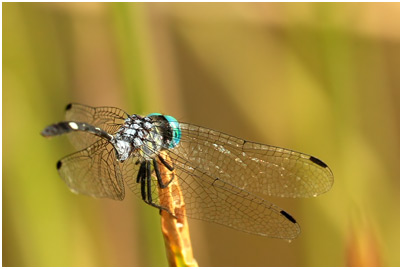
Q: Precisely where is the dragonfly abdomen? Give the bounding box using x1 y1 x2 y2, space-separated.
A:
41 121 113 141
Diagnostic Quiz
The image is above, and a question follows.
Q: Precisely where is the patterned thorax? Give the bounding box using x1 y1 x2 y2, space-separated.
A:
112 114 180 162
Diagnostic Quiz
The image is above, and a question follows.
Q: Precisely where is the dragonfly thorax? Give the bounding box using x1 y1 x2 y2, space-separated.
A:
112 115 164 162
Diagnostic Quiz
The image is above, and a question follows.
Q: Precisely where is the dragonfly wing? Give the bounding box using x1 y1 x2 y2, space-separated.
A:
120 156 143 198
65 103 129 150
166 150 301 238
57 139 125 200
176 123 334 198
120 147 300 238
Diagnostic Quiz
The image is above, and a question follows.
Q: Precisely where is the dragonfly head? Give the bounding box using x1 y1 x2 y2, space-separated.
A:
147 113 181 149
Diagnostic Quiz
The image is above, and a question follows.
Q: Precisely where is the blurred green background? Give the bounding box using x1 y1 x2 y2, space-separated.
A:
3 2 399 266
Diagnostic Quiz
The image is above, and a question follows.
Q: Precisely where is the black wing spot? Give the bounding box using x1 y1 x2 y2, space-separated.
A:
309 156 328 168
56 160 62 170
280 210 297 224
65 103 72 111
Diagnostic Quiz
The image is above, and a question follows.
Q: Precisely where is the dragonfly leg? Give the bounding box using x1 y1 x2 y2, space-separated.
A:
138 163 146 201
153 158 174 189
142 160 173 215
146 161 153 203
137 162 146 183
158 154 174 171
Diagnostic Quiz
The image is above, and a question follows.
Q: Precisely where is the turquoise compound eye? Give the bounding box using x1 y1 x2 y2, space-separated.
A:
147 113 181 149
163 115 181 148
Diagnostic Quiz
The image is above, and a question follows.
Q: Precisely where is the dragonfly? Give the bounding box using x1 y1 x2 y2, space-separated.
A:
41 103 333 239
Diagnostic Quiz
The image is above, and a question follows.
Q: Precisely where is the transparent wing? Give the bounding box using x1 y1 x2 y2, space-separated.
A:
65 103 129 150
120 156 142 197
169 151 300 238
173 123 333 198
121 150 300 238
57 139 125 200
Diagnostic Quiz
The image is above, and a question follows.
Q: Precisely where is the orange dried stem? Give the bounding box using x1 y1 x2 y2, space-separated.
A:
157 151 198 267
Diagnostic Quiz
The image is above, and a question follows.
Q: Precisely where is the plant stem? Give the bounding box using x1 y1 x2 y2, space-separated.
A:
157 151 198 267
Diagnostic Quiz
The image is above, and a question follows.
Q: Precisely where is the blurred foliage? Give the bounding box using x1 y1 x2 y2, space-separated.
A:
3 2 399 266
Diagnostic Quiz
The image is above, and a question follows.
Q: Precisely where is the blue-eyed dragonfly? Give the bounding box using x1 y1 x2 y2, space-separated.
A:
41 103 333 239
